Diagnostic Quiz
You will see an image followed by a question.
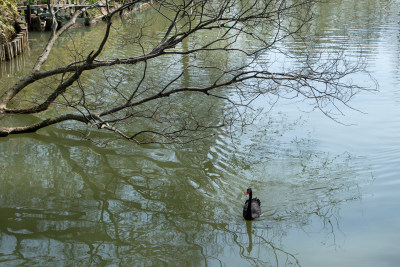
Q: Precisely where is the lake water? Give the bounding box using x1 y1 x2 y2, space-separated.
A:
0 0 399 266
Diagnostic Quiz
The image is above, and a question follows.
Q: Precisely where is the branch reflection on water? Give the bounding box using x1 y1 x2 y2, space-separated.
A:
0 114 371 266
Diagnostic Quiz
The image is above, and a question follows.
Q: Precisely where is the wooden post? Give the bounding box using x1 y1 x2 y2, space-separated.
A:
5 43 12 61
16 40 19 55
15 39 19 55
27 4 32 30
17 34 24 52
11 40 17 57
0 45 4 62
17 38 22 55
3 44 6 61
17 33 24 52
21 27 28 47
9 42 14 60
5 43 9 61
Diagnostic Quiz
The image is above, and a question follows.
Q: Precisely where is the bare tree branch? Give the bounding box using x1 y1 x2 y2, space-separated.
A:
0 0 377 142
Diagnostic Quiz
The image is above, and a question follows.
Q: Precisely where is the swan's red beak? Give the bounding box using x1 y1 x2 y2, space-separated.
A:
246 190 249 196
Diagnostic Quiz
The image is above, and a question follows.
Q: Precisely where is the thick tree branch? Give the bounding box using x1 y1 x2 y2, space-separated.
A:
0 114 89 137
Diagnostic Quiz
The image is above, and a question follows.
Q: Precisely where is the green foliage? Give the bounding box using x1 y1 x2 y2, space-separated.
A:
0 0 18 44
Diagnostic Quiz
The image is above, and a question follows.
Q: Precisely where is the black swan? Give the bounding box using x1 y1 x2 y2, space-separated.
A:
243 188 261 220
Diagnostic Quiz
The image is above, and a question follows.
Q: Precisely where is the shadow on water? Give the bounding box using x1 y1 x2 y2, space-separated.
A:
0 112 372 266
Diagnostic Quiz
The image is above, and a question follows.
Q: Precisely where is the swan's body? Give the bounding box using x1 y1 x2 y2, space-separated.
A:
243 188 261 220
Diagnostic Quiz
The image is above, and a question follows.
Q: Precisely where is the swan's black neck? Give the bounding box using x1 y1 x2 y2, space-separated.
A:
245 189 253 220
